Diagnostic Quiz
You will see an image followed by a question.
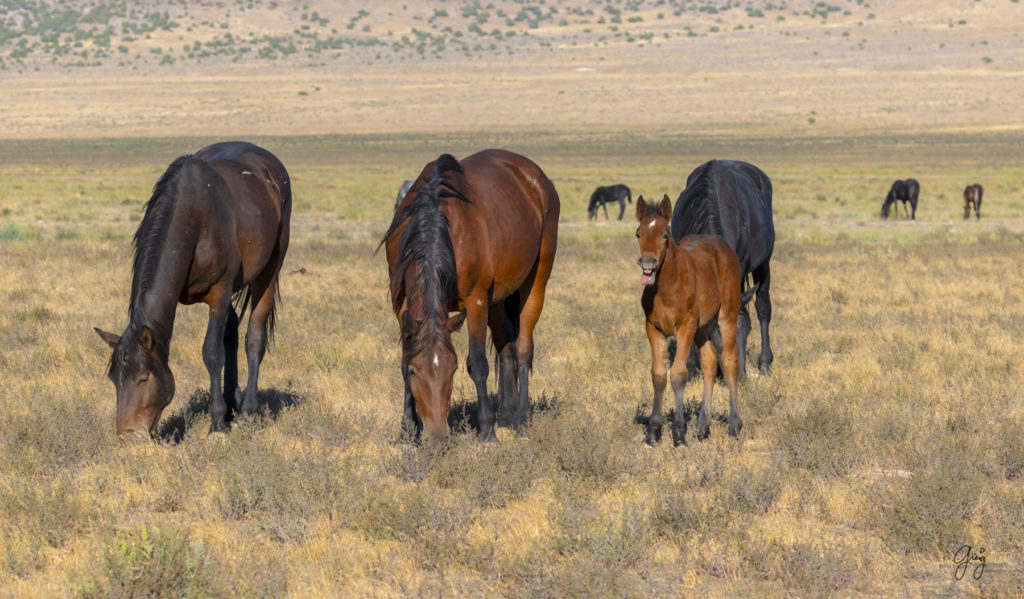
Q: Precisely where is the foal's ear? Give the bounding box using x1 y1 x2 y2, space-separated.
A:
445 310 467 333
658 195 673 220
94 327 121 349
635 195 647 221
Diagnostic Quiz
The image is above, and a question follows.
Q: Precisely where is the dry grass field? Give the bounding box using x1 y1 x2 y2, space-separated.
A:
2 0 1024 597
2 132 1023 598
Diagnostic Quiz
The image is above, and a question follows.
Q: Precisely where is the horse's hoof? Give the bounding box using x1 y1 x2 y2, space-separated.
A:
209 421 230 435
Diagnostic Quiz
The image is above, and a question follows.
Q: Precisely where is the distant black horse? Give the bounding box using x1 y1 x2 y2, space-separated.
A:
963 183 983 220
672 160 775 375
881 178 920 220
587 184 632 220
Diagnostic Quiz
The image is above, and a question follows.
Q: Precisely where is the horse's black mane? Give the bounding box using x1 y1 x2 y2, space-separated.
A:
677 161 724 236
113 153 197 369
385 153 470 356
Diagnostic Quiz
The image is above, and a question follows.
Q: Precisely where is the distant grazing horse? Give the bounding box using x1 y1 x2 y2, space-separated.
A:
395 179 413 208
382 150 559 442
881 178 920 220
963 184 983 220
672 159 775 375
636 195 748 445
587 183 632 220
95 141 291 438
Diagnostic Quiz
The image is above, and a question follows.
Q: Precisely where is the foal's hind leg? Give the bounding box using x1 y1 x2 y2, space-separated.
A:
717 314 743 438
670 327 702 446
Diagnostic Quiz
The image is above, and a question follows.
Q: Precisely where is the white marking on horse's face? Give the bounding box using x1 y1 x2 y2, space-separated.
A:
647 219 657 229
433 353 439 367
477 299 483 306
241 170 252 175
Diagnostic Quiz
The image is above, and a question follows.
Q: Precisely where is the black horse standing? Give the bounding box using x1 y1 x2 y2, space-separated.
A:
881 178 920 220
671 160 775 375
587 184 632 220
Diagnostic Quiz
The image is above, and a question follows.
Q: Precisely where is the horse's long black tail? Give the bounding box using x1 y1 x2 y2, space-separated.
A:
740 280 760 305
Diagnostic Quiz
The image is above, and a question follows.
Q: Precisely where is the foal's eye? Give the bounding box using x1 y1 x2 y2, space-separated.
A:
137 376 149 386
663 234 669 240
635 232 640 239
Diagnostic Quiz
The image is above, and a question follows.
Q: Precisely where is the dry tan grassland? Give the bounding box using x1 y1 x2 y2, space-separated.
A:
2 0 1024 597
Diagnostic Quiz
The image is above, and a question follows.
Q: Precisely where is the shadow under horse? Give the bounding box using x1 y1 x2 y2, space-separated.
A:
671 159 775 376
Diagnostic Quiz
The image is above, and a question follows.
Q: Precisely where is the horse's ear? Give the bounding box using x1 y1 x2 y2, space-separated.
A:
635 195 647 221
658 195 673 220
139 326 156 353
446 310 467 333
95 327 120 349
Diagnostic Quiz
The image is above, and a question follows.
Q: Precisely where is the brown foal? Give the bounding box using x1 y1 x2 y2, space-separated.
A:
635 195 746 446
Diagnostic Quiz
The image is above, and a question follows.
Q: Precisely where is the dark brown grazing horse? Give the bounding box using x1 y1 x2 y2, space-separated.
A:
636 195 750 446
963 184 983 220
95 141 291 438
382 150 559 442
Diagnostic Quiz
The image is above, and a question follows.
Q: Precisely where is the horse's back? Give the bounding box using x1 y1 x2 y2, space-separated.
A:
450 149 559 299
192 142 290 284
674 159 774 274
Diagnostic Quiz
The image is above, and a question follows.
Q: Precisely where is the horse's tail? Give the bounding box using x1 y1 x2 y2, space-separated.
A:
626 187 633 203
740 280 760 306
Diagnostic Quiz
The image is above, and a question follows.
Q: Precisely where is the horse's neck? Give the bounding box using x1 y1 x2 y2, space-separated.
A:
131 221 198 343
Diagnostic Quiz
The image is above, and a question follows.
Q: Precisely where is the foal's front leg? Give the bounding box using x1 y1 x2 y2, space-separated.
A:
644 321 667 445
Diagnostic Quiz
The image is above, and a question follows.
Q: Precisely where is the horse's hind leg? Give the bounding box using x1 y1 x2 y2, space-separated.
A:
617 200 625 220
223 307 240 412
240 268 281 416
511 238 557 432
736 304 752 377
488 297 518 428
753 263 774 374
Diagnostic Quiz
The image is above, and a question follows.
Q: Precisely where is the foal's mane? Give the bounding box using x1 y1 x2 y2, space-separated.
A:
677 160 724 236
383 154 470 356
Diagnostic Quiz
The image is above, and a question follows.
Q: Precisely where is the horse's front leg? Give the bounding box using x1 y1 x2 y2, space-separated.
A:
644 321 668 445
464 297 495 441
203 293 233 432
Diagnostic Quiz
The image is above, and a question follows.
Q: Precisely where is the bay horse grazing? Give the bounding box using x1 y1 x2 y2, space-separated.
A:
672 159 775 375
95 141 291 438
382 150 559 442
881 178 920 220
588 183 632 220
636 195 749 446
963 184 983 220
